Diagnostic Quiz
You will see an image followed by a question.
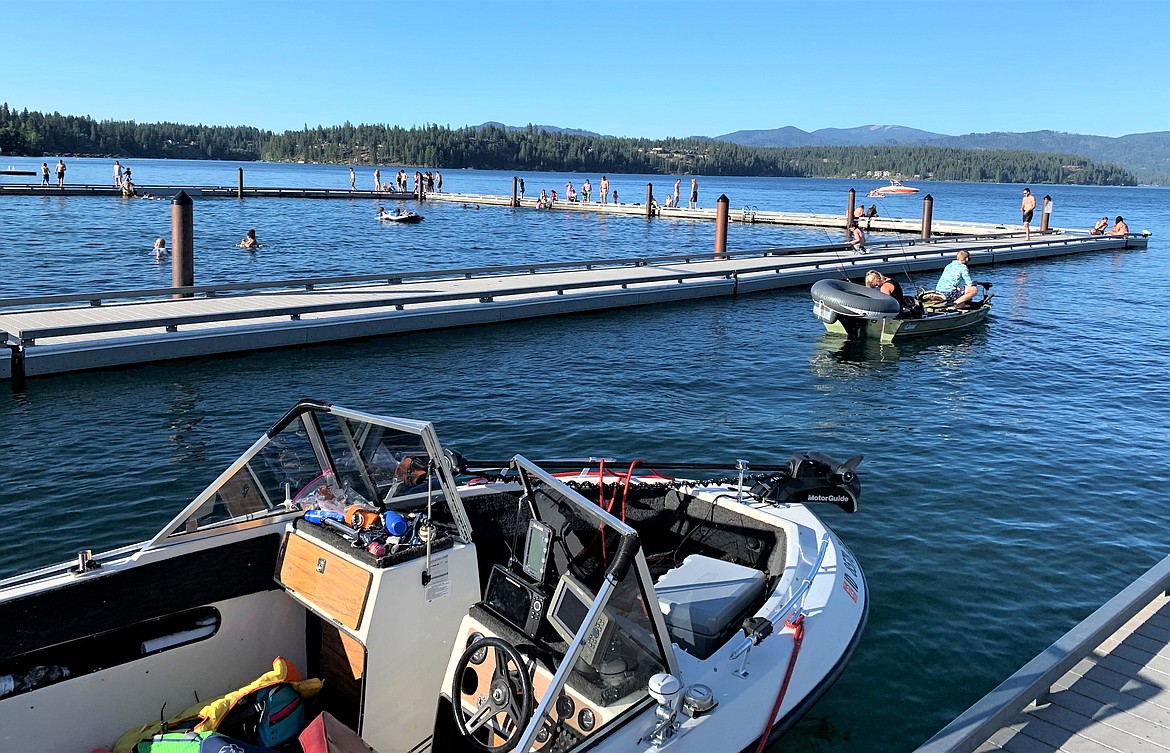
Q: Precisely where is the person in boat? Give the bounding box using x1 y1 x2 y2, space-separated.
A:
936 250 977 308
1021 187 1036 240
1090 216 1109 235
847 222 866 254
241 229 259 250
1108 216 1129 236
865 270 904 302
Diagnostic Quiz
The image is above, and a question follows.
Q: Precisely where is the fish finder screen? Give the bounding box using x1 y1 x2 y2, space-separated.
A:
521 520 553 582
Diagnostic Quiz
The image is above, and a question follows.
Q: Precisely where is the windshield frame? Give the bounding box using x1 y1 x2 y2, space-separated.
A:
511 455 679 752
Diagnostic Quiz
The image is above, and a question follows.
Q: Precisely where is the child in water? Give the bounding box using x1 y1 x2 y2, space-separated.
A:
241 229 259 250
153 237 167 260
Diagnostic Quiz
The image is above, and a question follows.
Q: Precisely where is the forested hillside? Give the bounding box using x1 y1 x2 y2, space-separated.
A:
0 105 1138 186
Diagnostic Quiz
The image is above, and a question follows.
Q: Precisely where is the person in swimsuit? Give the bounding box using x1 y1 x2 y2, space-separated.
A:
349 167 356 192
600 175 609 204
153 237 167 259
1107 216 1129 236
1090 216 1109 235
55 160 66 188
114 161 123 187
1021 187 1036 239
673 178 681 208
689 178 698 209
40 163 49 186
847 223 866 254
241 229 259 249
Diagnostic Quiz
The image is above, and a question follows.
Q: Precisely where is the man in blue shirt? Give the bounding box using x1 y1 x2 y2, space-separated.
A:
935 250 976 308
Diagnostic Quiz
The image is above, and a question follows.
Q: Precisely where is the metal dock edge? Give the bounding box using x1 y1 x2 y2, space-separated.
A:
916 553 1170 753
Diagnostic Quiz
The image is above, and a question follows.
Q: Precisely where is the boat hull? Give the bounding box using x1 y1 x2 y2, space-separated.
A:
824 305 990 343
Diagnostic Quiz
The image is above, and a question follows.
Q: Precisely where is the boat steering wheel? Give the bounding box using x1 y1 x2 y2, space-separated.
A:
451 636 535 753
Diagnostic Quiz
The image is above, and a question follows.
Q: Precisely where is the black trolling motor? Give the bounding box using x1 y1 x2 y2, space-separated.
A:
749 452 863 513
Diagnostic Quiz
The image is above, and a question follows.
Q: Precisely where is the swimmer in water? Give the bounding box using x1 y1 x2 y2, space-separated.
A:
241 229 259 250
153 237 167 259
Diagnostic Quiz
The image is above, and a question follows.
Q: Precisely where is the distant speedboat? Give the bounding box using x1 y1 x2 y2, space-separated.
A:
867 180 920 198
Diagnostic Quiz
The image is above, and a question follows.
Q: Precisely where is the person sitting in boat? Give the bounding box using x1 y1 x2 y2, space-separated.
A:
935 250 977 308
1107 216 1129 236
1090 216 1109 235
241 229 259 250
865 270 904 305
847 222 866 254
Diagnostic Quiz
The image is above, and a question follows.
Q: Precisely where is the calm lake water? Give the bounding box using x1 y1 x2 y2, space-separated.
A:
1 158 1168 752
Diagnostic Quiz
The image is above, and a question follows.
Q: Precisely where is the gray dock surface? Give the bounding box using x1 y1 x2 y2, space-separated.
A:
0 232 1145 381
916 554 1170 753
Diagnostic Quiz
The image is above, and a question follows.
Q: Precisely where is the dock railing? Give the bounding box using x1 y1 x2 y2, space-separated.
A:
914 552 1170 753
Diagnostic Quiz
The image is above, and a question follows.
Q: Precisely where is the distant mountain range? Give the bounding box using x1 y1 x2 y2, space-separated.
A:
713 126 1170 183
478 122 1169 183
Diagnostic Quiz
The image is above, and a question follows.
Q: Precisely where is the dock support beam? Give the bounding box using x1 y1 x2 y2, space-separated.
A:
921 194 934 239
847 188 856 230
646 183 653 219
237 168 243 199
512 176 519 208
715 194 730 259
172 191 194 298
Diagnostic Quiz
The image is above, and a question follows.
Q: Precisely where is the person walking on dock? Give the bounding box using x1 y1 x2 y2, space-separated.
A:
55 160 66 188
600 176 609 204
113 161 123 188
40 162 49 186
1020 187 1036 240
349 167 356 192
689 178 698 209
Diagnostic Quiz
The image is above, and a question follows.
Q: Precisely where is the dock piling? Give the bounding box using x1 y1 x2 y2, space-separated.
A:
512 176 519 208
237 168 243 200
847 188 856 230
715 195 730 259
922 194 934 239
646 183 653 219
1041 195 1052 232
171 191 194 298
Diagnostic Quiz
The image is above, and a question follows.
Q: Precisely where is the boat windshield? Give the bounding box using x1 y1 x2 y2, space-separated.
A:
509 457 675 751
143 402 471 549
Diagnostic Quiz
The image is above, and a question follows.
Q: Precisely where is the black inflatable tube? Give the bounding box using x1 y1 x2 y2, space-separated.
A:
811 279 900 318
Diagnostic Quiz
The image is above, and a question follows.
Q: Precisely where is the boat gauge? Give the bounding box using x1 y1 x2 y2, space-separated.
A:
556 693 575 719
577 707 596 732
466 632 488 664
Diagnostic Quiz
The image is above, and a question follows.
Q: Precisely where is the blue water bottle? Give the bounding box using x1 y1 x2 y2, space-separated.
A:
381 510 408 537
304 509 346 525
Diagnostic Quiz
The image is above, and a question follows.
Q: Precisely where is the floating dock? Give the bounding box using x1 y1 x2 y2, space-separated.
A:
916 553 1170 753
0 232 1145 382
0 182 1030 236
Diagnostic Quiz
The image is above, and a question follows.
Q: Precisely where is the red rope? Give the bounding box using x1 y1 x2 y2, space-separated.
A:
753 614 806 753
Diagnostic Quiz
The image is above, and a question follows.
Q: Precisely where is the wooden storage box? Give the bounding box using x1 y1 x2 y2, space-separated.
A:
277 533 372 630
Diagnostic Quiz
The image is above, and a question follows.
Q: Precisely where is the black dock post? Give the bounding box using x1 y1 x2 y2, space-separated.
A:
237 168 243 199
921 194 934 239
645 183 653 219
512 176 519 207
846 188 856 230
172 190 194 298
715 194 730 259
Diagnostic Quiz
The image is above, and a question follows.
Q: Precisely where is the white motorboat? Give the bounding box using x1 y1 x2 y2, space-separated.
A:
0 401 867 753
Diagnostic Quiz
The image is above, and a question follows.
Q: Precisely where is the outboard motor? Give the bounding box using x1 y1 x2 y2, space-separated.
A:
749 452 862 513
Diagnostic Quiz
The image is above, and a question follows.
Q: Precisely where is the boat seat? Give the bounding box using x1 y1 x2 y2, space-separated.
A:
655 555 766 659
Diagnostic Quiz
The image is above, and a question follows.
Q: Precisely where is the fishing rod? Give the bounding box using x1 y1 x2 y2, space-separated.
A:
464 458 800 473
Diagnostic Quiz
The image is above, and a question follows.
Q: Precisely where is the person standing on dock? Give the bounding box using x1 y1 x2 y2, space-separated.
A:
349 167 355 192
673 178 681 208
436 171 443 193
582 179 591 203
600 176 609 204
374 168 382 193
613 188 618 204
1020 187 1036 240
40 162 49 186
689 178 698 209
55 160 66 188
113 161 123 188
518 177 524 199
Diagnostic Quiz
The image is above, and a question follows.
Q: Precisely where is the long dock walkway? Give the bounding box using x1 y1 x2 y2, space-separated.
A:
916 553 1170 753
0 231 1145 382
0 182 1031 236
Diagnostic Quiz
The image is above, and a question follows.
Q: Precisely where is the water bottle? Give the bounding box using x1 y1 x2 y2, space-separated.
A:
304 509 345 525
381 509 408 537
0 665 70 697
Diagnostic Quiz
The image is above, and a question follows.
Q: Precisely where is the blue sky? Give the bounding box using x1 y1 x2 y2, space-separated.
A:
4 0 1168 139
